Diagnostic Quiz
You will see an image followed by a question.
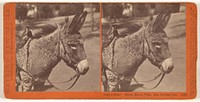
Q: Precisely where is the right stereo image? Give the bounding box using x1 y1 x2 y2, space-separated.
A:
101 3 186 92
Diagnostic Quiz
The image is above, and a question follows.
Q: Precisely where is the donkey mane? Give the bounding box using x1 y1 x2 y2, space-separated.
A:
31 23 58 38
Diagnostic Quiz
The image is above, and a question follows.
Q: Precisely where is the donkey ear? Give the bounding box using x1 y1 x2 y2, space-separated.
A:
159 11 171 29
74 11 87 31
153 11 171 32
65 17 69 23
68 13 81 32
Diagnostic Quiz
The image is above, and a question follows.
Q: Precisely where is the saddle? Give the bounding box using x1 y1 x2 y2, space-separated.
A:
16 24 58 50
102 23 142 48
16 26 33 49
102 25 118 48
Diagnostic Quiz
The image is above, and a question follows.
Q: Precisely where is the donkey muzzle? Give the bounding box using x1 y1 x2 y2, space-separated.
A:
77 59 89 75
161 57 174 74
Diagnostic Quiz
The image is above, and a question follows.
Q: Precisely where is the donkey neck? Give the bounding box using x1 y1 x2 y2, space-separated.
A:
121 26 146 55
40 28 60 45
110 26 148 75
33 28 61 60
19 28 62 76
126 27 144 41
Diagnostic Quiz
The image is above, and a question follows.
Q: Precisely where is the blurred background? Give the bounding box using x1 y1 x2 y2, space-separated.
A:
102 3 185 22
16 4 99 21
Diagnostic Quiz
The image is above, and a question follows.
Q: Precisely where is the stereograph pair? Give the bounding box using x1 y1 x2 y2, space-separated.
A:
3 3 197 99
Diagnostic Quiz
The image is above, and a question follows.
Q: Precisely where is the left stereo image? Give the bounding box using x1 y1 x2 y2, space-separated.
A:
15 3 101 92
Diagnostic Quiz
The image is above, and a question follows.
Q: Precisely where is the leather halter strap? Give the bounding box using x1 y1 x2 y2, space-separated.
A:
45 24 81 90
57 26 79 70
132 27 166 90
142 27 163 69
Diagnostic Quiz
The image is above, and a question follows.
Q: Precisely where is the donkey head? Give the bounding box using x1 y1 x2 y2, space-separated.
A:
58 11 89 75
144 11 174 74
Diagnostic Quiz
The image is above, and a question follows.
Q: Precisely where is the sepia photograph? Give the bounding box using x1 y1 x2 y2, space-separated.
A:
15 3 100 92
102 3 186 92
2 2 197 99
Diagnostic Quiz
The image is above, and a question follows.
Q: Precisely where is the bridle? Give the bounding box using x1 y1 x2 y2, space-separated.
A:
45 26 84 90
103 25 167 91
16 26 84 91
57 27 79 70
142 27 164 71
133 27 166 90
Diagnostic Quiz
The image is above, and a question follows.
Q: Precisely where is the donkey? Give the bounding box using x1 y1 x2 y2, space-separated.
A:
102 11 174 92
16 11 89 92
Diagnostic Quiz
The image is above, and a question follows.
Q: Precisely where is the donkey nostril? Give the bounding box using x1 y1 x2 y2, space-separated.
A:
161 57 174 74
169 65 174 70
166 65 174 74
77 59 89 75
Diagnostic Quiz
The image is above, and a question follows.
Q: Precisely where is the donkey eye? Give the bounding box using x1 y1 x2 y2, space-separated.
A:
152 41 161 48
71 46 77 50
68 43 77 50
